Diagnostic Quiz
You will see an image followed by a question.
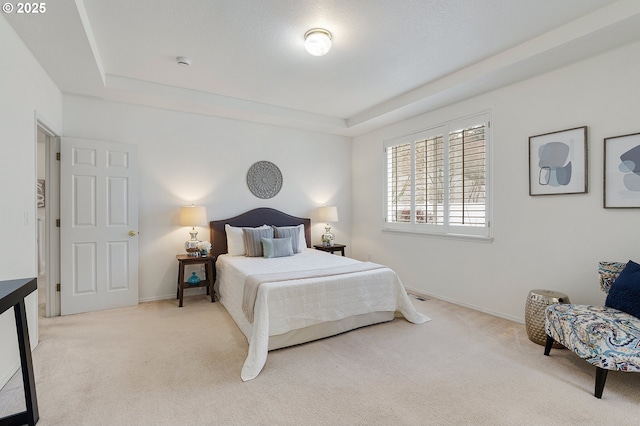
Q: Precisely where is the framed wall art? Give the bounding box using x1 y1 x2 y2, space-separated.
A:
529 126 588 196
37 179 45 207
604 132 640 208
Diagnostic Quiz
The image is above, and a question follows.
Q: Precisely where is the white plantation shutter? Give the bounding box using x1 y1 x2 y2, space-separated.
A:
386 143 412 223
416 134 444 225
449 124 486 227
384 112 490 238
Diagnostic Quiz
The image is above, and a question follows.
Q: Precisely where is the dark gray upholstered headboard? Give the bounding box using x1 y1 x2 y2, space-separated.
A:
209 208 311 258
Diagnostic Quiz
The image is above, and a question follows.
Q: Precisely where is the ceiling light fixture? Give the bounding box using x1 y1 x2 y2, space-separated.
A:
176 56 191 66
304 29 332 56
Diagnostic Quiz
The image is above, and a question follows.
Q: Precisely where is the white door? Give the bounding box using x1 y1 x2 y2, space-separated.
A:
60 137 138 315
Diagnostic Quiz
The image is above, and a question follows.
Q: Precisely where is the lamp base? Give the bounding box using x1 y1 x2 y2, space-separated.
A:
185 229 201 256
321 225 334 247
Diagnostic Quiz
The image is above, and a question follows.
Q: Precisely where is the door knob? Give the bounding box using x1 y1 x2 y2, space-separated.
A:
129 230 137 237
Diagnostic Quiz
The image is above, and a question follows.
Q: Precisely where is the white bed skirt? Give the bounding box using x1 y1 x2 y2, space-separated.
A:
268 311 394 350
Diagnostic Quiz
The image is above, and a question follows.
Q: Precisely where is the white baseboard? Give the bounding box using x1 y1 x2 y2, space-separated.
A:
138 287 207 304
404 286 524 325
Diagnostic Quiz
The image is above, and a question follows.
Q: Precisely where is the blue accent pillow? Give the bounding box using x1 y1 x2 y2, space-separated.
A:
605 260 640 318
262 237 294 259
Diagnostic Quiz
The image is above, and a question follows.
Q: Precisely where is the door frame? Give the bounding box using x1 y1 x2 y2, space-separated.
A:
36 116 61 317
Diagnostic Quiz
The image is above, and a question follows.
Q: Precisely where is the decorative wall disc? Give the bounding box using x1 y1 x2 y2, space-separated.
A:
247 161 283 199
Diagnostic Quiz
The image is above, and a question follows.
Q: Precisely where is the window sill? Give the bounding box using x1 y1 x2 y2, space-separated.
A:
382 228 493 243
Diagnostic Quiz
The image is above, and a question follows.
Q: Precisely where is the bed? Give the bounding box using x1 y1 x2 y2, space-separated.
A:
210 208 430 381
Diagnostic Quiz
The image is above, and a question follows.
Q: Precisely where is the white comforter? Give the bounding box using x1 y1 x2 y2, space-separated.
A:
216 249 430 381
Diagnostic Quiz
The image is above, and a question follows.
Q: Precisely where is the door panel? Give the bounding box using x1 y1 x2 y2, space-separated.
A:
73 175 96 226
73 242 96 294
61 137 138 315
107 241 128 290
107 177 128 225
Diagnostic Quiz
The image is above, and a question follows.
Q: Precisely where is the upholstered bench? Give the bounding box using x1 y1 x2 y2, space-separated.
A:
544 260 640 398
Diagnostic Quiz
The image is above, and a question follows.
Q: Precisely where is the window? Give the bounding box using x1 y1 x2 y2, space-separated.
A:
384 112 491 238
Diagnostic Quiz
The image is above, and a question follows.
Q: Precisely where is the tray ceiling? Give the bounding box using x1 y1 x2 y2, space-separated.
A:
5 0 640 135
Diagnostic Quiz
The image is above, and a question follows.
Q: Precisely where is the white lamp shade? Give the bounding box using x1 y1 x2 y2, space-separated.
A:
318 206 338 223
304 29 332 56
179 205 208 227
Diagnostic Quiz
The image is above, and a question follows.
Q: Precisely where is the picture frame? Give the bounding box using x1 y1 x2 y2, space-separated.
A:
604 132 640 208
529 126 588 196
37 179 45 208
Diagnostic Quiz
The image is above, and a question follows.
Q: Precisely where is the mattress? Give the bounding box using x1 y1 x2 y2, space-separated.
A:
215 249 430 380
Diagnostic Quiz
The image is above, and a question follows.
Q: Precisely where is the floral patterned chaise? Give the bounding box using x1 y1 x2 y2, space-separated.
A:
544 261 640 398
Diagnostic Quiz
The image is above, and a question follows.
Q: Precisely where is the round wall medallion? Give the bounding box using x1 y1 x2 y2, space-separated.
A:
247 161 283 199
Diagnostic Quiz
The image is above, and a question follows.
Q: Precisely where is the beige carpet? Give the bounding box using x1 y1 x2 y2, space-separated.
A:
1 294 639 425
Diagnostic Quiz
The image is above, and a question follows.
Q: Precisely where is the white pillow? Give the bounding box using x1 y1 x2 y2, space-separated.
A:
225 224 270 256
297 224 308 249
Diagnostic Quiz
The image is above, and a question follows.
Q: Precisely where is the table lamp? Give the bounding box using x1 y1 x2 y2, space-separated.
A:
318 206 338 247
179 205 208 256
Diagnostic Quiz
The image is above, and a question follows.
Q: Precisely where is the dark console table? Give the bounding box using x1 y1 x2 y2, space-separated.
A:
0 278 39 426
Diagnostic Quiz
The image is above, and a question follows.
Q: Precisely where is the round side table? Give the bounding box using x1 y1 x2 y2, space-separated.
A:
525 289 570 347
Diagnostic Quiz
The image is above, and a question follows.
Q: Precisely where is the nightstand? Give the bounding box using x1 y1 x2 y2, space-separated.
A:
313 244 346 256
176 255 215 307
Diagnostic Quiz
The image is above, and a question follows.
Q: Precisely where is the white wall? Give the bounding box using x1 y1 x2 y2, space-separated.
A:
352 40 640 323
62 96 352 302
0 16 62 388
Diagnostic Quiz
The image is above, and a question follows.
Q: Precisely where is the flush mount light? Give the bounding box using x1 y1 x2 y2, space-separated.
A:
176 56 191 66
304 29 332 56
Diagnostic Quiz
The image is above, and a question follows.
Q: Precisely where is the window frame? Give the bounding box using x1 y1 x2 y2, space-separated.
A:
383 111 492 240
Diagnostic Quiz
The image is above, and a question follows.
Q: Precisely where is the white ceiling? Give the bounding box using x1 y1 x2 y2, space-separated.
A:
6 0 640 136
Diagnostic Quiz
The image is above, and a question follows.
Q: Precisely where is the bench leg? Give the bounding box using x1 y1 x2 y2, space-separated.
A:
594 367 608 399
544 335 555 356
